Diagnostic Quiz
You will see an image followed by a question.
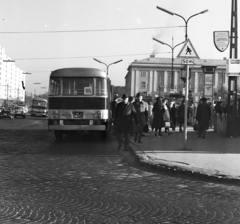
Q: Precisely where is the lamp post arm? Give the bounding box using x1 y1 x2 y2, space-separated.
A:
173 40 186 50
186 9 208 24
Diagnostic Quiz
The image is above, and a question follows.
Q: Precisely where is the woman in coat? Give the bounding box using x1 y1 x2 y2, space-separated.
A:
152 97 164 137
196 97 211 139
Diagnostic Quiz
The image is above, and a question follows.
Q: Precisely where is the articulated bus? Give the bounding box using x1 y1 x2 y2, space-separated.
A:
31 97 48 117
48 68 113 140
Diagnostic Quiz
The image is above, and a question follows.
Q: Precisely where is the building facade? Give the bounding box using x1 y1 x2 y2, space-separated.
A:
0 46 26 106
125 55 232 103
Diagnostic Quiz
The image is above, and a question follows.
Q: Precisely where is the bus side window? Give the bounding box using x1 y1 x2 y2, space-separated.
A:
50 78 60 95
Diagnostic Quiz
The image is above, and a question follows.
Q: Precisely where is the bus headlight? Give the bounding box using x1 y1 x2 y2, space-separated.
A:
93 111 101 119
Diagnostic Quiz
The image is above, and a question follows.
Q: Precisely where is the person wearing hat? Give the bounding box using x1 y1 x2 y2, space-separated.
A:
111 94 119 123
196 97 212 139
133 92 148 143
114 93 138 150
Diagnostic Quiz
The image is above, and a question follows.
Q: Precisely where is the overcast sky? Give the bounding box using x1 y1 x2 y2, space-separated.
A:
0 0 232 95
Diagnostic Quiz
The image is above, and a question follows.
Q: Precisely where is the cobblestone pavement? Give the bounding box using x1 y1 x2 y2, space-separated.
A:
0 119 240 223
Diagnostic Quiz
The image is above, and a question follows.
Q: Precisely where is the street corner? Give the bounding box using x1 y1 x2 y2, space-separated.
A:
129 139 240 183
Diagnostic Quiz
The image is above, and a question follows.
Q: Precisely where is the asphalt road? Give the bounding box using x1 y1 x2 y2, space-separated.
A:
0 116 240 224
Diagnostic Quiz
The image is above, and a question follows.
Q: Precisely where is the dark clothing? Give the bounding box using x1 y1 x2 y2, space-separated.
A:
133 100 148 143
152 103 164 129
114 101 138 149
133 100 148 126
177 103 185 132
170 106 177 130
177 104 185 124
196 102 211 137
111 99 118 121
114 102 138 134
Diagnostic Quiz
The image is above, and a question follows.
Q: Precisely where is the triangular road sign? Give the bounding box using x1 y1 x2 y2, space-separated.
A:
177 39 200 59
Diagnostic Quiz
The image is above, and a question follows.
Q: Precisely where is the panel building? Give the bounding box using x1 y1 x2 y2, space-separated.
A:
0 46 26 106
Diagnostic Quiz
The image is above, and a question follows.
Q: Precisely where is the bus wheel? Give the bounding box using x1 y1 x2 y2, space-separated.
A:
101 131 108 139
54 131 64 141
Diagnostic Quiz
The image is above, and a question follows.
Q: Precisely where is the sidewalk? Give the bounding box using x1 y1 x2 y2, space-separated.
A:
129 127 240 181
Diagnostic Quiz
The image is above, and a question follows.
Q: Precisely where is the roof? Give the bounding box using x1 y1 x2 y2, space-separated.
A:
126 56 226 79
50 68 106 78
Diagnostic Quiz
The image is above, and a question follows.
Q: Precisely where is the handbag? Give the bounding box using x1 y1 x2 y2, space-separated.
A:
193 120 199 131
143 124 149 133
165 121 171 128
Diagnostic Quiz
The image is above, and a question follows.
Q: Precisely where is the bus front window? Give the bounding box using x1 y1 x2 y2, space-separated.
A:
96 78 107 96
62 78 94 96
49 78 60 95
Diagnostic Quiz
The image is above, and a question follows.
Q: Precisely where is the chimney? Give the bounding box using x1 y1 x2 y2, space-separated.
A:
150 54 155 58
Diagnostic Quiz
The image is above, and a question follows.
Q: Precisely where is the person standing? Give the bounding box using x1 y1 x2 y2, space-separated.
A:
152 97 164 137
114 94 138 150
162 98 171 135
196 97 212 139
177 99 185 132
170 102 177 131
133 92 148 143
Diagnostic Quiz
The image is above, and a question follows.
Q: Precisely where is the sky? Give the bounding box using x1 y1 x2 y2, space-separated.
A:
0 0 233 95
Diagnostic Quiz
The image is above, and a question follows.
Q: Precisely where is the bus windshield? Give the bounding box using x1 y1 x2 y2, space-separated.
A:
49 77 106 96
32 99 47 108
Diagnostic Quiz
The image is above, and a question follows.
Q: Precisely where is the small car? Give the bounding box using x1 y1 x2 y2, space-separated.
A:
0 107 14 120
14 106 27 118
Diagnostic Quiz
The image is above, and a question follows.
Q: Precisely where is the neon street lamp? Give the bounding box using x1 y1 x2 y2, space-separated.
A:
93 58 123 78
156 6 208 41
153 38 185 90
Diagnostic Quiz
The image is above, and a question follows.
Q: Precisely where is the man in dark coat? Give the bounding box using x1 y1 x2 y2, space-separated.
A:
111 94 118 123
196 97 212 139
114 94 138 150
133 92 148 143
177 99 185 132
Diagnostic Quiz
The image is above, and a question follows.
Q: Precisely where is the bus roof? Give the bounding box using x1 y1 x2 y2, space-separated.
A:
50 68 107 78
33 97 47 102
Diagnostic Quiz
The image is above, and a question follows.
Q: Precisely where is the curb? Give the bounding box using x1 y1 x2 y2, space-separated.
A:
129 141 240 185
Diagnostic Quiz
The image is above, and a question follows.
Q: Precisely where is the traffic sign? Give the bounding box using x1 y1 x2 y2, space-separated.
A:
177 39 200 59
226 59 240 73
213 31 229 52
182 58 194 64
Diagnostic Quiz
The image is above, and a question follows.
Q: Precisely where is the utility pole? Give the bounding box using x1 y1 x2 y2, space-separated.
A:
226 0 238 137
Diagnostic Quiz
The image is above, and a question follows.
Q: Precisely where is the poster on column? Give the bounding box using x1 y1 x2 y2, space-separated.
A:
205 74 213 85
204 85 213 96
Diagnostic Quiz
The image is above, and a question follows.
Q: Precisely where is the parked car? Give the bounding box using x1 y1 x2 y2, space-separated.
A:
14 106 27 118
0 107 14 120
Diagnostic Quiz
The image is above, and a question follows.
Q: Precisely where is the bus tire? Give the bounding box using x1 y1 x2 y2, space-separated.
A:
102 131 108 139
54 131 64 141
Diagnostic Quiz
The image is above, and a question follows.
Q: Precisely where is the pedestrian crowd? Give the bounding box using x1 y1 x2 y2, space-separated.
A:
112 93 240 150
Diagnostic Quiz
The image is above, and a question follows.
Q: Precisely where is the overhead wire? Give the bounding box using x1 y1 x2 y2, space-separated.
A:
14 52 171 61
0 25 184 34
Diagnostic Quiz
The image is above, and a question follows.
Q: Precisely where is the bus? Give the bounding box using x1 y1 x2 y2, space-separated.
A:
31 97 48 117
48 68 113 140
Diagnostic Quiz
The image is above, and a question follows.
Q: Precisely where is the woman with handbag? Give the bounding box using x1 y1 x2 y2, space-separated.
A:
163 98 171 135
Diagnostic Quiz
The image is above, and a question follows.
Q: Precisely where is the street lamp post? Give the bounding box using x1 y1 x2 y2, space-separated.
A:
156 6 208 149
153 37 185 90
93 58 123 78
156 6 208 41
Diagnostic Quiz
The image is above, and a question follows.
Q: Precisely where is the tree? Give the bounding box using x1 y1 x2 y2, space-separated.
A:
112 86 125 97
